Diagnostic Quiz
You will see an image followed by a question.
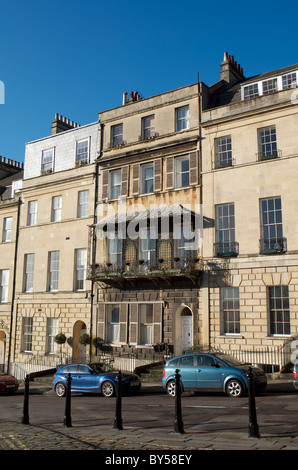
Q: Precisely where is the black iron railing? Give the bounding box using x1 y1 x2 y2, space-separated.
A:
260 237 287 254
92 255 200 279
214 241 239 257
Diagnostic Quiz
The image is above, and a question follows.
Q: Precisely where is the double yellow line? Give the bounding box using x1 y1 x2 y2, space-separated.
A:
0 432 29 450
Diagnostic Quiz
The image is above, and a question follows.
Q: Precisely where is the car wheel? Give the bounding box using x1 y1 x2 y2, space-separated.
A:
55 382 66 397
226 379 243 397
166 380 176 397
101 380 115 398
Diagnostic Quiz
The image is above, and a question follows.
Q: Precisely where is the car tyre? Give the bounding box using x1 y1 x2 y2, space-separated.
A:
55 382 66 397
166 380 176 397
101 380 115 398
226 379 243 397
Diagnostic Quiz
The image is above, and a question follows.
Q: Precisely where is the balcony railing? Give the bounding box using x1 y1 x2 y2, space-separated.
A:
260 237 287 254
90 255 201 281
214 241 239 257
257 149 281 161
138 131 159 141
214 157 235 169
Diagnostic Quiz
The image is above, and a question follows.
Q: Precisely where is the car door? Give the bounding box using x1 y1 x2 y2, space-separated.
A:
75 364 99 392
195 354 223 390
178 355 197 389
61 364 79 390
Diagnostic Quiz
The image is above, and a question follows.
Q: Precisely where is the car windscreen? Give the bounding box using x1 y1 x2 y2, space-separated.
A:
90 363 114 373
214 354 247 367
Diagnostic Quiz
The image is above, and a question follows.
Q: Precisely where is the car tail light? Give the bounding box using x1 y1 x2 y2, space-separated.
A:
162 369 165 377
294 372 298 378
53 373 56 379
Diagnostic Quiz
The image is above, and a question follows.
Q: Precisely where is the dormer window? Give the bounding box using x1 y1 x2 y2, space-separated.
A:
242 70 298 100
243 84 259 100
41 149 54 173
262 78 278 95
76 139 89 165
282 72 297 89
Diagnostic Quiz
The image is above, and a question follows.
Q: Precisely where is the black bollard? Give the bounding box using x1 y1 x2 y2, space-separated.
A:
113 370 123 430
174 369 184 434
64 373 72 427
247 367 260 438
21 375 30 425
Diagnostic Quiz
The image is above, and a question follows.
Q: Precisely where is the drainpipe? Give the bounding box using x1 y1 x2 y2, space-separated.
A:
89 122 104 361
7 197 22 374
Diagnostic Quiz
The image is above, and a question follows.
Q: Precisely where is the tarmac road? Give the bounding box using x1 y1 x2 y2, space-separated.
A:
0 379 297 453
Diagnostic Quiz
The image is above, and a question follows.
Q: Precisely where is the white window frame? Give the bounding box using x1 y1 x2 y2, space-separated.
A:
139 304 154 345
27 201 37 226
2 217 12 242
48 251 60 292
215 136 232 168
46 318 58 354
22 317 33 352
74 248 87 291
175 155 190 188
75 139 89 164
220 287 240 335
268 286 290 336
77 190 89 218
110 170 122 199
142 115 155 139
141 162 154 194
242 70 298 100
0 269 9 302
51 196 62 222
111 124 123 147
175 105 189 132
258 126 278 159
41 148 54 173
106 304 120 344
282 72 297 90
107 234 122 267
215 203 236 255
23 253 35 293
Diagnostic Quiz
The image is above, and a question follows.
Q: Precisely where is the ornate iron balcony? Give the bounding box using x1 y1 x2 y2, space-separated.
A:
90 255 201 282
214 241 239 257
260 237 287 254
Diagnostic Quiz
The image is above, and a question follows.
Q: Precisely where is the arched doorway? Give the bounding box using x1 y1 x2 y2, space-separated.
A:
0 331 6 372
174 305 193 355
73 321 87 362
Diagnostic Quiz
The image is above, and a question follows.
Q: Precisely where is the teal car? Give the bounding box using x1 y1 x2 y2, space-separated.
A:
162 352 267 398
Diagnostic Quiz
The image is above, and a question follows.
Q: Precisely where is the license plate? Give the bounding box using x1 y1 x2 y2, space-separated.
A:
6 385 15 389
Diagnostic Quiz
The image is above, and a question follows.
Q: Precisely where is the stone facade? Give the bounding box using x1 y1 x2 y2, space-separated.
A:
90 85 202 359
6 118 100 377
2 54 298 376
200 53 298 365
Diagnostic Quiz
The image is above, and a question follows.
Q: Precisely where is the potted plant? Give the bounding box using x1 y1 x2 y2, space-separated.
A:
54 333 67 362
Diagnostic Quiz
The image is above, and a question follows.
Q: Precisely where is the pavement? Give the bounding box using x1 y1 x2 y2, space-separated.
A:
0 377 297 453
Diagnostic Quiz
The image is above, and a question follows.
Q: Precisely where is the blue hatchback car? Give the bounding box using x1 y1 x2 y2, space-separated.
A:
162 352 267 398
52 363 141 398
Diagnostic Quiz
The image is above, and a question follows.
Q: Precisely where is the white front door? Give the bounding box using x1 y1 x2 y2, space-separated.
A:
181 316 192 353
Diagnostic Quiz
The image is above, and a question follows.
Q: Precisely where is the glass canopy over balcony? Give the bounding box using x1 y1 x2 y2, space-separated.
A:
88 204 202 286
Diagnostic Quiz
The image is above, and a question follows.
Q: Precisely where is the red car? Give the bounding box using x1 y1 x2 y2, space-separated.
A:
0 372 19 394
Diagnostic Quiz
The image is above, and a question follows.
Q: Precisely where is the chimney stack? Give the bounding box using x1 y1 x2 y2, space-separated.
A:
220 52 245 84
122 91 143 105
51 114 80 135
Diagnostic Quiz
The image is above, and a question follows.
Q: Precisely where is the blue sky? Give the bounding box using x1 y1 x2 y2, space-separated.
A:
0 0 297 164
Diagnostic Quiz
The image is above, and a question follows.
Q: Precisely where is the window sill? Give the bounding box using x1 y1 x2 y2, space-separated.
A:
219 334 244 338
